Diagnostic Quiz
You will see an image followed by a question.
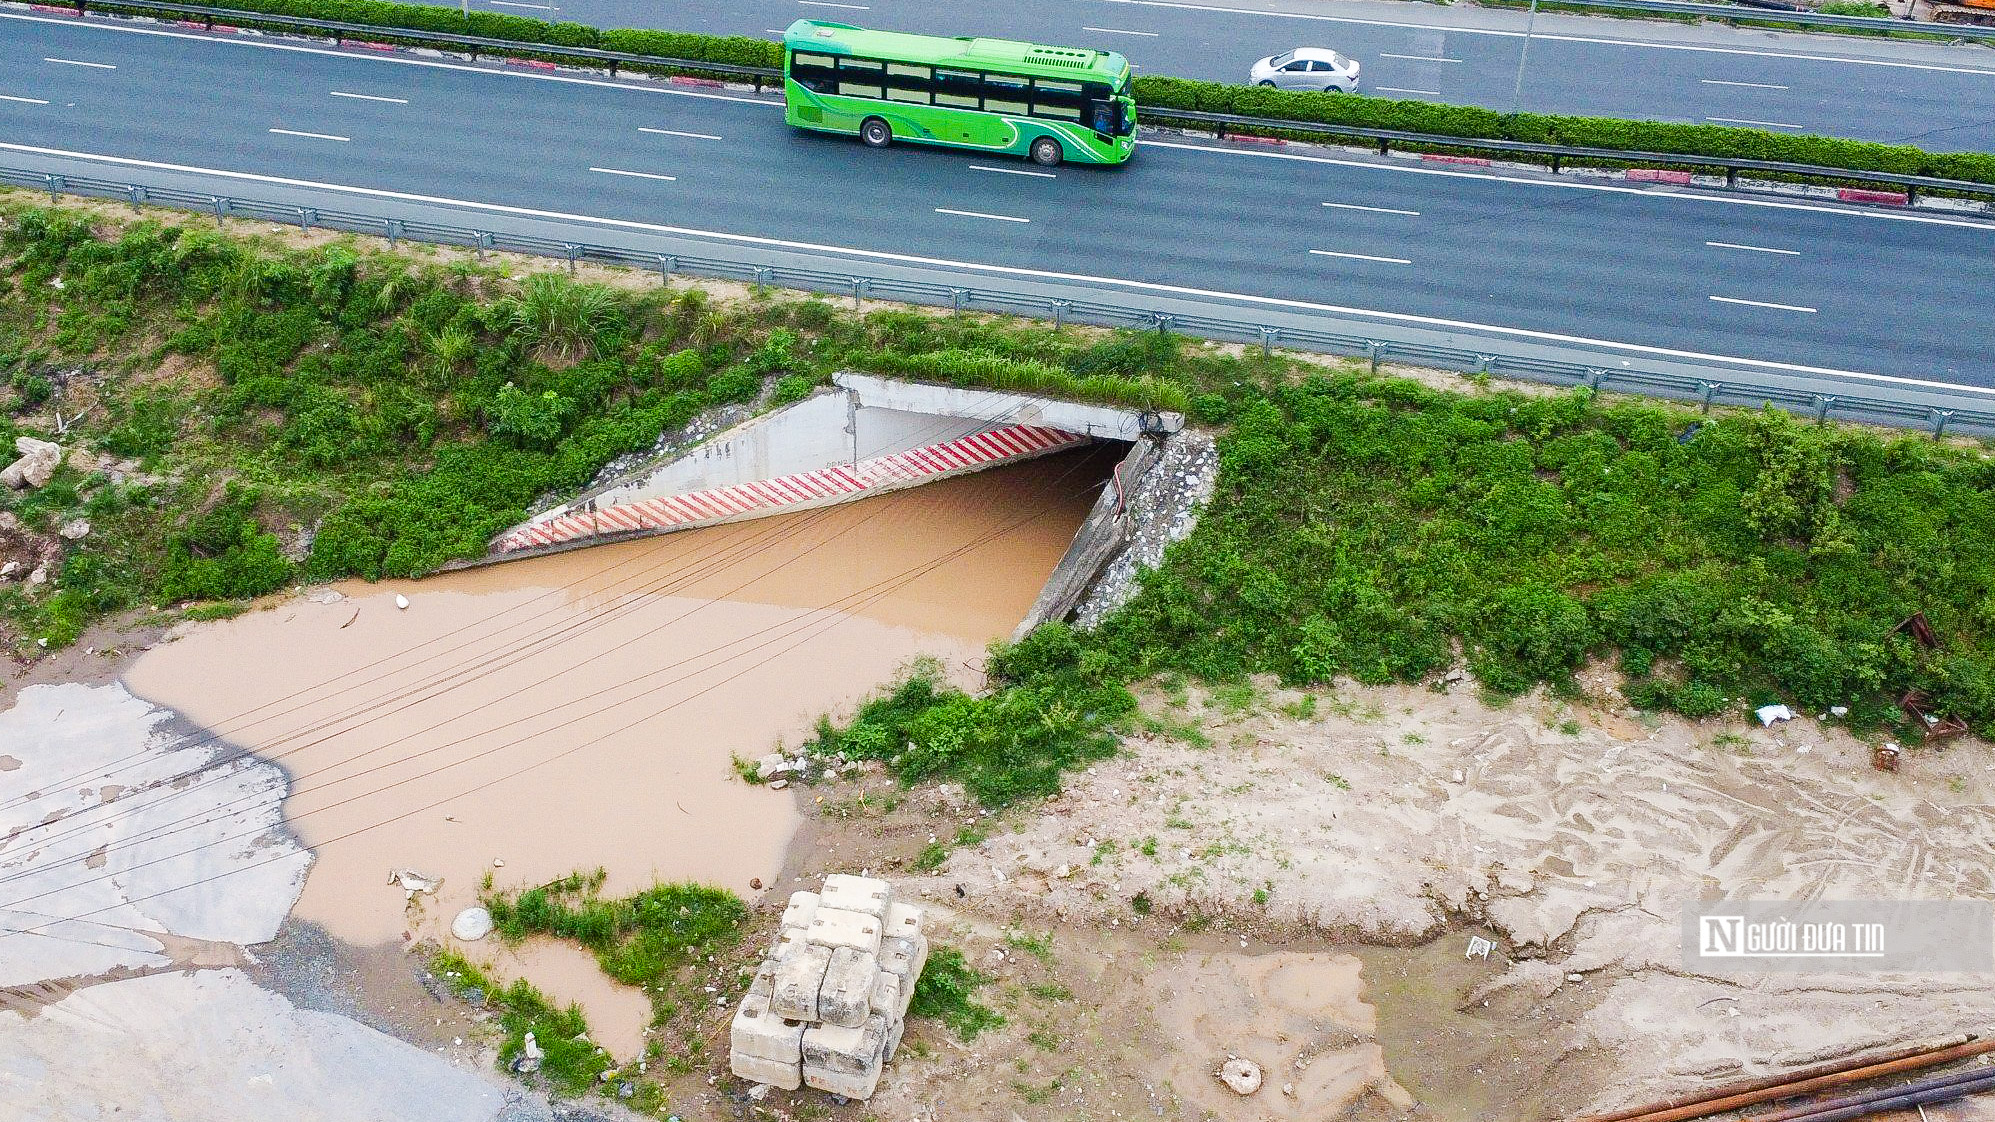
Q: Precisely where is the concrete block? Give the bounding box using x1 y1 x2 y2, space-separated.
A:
731 993 807 1064
780 890 819 931
883 1014 906 1063
819 874 890 918
771 944 832 1023
879 933 927 981
882 900 924 941
772 924 808 960
806 906 882 955
748 958 778 1002
817 946 875 1029
802 1014 887 1077
731 1051 802 1091
804 1062 883 1100
869 969 910 1020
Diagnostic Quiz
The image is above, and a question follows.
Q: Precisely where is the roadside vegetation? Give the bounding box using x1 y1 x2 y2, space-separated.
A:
5 198 1991 796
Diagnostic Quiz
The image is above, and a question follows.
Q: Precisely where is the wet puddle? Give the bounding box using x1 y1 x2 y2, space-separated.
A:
122 448 1113 1054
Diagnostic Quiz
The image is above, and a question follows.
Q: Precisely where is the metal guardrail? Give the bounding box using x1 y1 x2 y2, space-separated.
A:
1141 108 1995 200
5 164 1989 440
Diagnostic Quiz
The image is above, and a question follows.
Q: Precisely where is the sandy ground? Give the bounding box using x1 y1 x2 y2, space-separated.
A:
724 674 1995 1122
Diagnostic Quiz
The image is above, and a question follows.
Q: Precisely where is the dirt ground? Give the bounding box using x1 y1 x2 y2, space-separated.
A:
722 671 1995 1122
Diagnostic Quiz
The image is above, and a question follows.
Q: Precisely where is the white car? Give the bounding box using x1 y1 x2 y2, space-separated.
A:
1250 48 1361 93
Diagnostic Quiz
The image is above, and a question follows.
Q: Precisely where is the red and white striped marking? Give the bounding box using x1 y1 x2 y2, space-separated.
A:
495 423 1085 552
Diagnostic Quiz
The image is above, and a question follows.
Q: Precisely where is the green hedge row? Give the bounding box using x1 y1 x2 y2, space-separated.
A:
118 0 1995 187
1131 76 1995 186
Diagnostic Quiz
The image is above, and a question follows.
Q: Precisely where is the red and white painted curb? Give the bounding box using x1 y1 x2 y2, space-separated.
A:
495 423 1086 552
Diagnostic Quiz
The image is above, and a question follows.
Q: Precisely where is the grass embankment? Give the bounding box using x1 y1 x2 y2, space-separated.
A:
0 205 1182 650
4 200 1991 809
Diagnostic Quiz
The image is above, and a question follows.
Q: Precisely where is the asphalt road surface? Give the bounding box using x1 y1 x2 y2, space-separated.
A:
412 0 1995 150
2 11 1992 394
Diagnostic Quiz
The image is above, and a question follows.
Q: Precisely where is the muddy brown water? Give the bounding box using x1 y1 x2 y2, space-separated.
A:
123 446 1115 1056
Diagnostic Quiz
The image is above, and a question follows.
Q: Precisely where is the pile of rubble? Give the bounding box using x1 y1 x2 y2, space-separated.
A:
730 874 927 1100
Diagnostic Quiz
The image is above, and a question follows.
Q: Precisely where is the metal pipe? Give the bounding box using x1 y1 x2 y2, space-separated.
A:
1582 1038 1995 1122
1752 1065 1995 1122
1773 1069 1995 1122
1571 1037 1974 1122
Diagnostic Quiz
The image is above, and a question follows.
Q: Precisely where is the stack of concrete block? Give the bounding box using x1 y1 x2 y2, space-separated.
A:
730 874 927 1099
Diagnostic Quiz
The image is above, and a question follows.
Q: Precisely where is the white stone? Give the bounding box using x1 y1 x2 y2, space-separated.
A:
730 993 807 1063
801 1015 887 1077
802 1061 882 1100
57 519 90 541
450 908 493 941
816 946 875 1029
806 906 882 955
882 900 924 941
1220 1057 1263 1095
781 891 820 932
879 933 927 981
395 594 410 611
820 873 890 918
0 437 60 490
870 970 911 1020
771 944 832 1023
731 1052 802 1091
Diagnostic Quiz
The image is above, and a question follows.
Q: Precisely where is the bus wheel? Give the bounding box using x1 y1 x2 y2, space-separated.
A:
1029 137 1064 167
860 118 892 148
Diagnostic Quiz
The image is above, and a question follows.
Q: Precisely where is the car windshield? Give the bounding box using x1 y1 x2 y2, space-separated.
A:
1269 50 1296 67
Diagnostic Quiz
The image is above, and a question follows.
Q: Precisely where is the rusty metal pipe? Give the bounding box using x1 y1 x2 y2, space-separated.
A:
1571 1035 1975 1122
1767 1069 1995 1122
1590 1038 1995 1122
1745 1063 1995 1122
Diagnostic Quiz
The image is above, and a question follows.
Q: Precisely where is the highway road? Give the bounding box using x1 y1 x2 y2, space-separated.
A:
1 11 1992 395
424 0 1995 150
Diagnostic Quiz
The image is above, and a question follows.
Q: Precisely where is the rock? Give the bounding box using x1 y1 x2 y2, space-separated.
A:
451 907 494 941
0 437 62 490
58 519 90 541
755 752 790 781
395 594 410 610
27 564 47 586
1219 1057 1263 1095
768 779 788 790
746 1084 771 1103
0 561 16 579
512 1031 544 1074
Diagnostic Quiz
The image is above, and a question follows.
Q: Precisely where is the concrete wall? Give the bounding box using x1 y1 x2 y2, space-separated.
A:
836 373 1182 441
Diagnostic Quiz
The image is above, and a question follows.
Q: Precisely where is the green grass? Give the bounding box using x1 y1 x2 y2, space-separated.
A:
429 949 614 1096
909 945 1005 1041
482 868 747 988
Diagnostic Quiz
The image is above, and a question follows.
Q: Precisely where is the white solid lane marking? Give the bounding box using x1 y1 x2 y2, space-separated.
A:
488 1 552 8
1711 295 1817 313
330 91 408 104
1083 26 1161 36
1141 140 1995 231
1702 79 1789 90
936 208 1031 223
1377 87 1442 97
1323 201 1420 215
590 166 678 182
1379 53 1461 63
4 139 1978 396
1091 0 1995 76
1705 116 1804 129
1707 241 1801 256
44 58 117 69
639 127 723 140
797 1 869 8
969 164 1058 178
0 94 50 105
1310 249 1413 264
269 127 349 141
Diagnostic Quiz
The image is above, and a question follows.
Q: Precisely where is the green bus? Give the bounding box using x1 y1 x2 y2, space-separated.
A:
781 20 1137 167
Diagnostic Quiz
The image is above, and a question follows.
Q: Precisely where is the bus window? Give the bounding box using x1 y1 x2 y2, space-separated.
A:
1031 78 1085 120
886 62 932 104
982 73 1029 115
789 51 837 94
934 68 981 109
836 56 885 99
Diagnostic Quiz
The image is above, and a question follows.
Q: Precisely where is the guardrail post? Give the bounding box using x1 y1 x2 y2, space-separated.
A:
852 278 866 307
296 207 314 233
1725 167 1738 189
1377 138 1389 156
1259 326 1280 356
1475 353 1495 375
471 232 492 261
1367 340 1384 374
1152 313 1175 336
126 185 144 213
1906 185 1920 205
211 196 227 226
1585 367 1607 391
385 218 401 246
43 175 64 204
1930 408 1955 439
1812 393 1836 423
755 266 773 287
950 287 967 312
564 244 581 273
657 254 674 283
1696 379 1720 411
1052 298 1071 328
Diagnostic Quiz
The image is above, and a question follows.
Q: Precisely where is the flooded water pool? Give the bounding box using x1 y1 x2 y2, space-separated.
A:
121 447 1115 1052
